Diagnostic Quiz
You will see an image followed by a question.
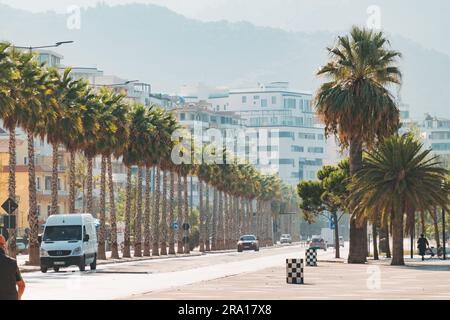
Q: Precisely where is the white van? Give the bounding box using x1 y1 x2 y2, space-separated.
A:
40 214 98 273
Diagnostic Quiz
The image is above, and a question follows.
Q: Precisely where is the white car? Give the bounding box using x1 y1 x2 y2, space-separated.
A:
40 214 98 273
280 234 292 244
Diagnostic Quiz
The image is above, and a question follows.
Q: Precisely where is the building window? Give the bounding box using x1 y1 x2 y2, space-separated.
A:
242 96 247 103
432 143 450 151
47 205 51 215
254 95 260 100
291 145 304 152
180 113 186 121
271 96 277 104
299 133 316 140
36 177 41 190
45 177 51 190
24 157 28 165
37 205 41 217
261 99 268 108
284 98 296 109
308 147 324 154
58 178 62 191
277 159 295 166
318 134 324 140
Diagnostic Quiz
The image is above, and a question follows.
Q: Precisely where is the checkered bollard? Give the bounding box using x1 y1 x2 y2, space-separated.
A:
305 248 317 266
286 259 304 284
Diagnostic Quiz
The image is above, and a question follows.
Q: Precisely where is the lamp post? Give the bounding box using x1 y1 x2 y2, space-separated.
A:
14 41 74 54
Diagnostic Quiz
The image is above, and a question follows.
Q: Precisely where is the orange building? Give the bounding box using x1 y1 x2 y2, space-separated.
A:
0 139 69 235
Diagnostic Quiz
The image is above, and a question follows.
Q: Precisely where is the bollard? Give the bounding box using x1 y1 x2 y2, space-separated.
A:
286 258 304 284
305 248 317 266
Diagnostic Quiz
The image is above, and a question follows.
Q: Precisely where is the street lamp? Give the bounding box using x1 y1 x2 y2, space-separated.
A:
14 41 74 53
91 80 139 88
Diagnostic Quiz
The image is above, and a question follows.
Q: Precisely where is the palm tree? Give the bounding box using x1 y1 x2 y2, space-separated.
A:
44 68 84 216
121 105 152 257
17 53 50 265
349 134 450 265
315 26 402 263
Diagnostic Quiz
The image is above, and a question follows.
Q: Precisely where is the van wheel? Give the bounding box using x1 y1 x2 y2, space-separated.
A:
90 254 97 271
53 267 60 272
79 256 86 272
41 266 48 273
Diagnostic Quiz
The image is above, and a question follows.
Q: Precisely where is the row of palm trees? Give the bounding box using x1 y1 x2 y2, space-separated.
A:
0 43 282 264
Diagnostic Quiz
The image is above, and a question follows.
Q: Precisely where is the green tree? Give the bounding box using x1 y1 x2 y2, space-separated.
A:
349 134 450 265
315 26 402 263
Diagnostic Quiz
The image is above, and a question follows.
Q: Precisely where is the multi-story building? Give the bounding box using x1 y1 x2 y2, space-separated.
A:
187 81 327 186
0 138 70 235
421 113 450 168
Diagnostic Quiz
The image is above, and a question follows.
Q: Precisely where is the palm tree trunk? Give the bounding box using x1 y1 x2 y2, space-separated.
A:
211 188 217 251
177 173 184 254
152 165 161 256
27 131 39 265
431 208 441 248
168 171 176 255
199 180 205 252
86 155 94 215
205 183 211 251
160 170 168 255
217 191 223 250
123 166 132 258
108 156 119 259
7 127 17 257
98 155 107 260
391 211 405 266
249 200 253 235
134 167 143 257
420 211 426 234
372 219 379 260
183 175 190 254
223 193 230 249
143 167 151 256
50 143 60 217
69 151 76 213
348 138 367 264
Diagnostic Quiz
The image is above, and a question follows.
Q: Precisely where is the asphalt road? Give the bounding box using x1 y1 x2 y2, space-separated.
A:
22 243 329 300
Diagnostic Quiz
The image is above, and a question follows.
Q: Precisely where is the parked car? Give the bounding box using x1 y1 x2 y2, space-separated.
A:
40 214 98 273
309 236 326 250
237 235 259 252
280 234 292 244
16 237 28 254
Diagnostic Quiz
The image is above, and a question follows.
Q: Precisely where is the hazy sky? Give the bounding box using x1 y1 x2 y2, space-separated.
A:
1 0 449 55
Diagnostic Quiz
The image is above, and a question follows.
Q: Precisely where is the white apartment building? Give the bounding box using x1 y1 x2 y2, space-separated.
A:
421 113 450 168
197 82 327 186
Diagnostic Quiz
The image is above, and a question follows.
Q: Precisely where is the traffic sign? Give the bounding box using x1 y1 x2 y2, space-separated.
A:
172 222 179 231
182 223 190 231
2 197 18 215
329 218 335 230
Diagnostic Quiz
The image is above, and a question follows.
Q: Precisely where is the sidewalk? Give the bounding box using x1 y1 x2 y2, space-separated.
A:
133 257 450 300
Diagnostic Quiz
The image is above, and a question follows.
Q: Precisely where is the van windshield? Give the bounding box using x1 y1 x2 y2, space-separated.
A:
43 225 82 241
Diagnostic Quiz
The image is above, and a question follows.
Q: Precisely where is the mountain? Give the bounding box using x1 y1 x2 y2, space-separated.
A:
0 3 449 119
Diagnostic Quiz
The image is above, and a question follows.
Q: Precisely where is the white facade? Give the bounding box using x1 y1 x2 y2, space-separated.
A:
421 114 450 168
179 82 327 186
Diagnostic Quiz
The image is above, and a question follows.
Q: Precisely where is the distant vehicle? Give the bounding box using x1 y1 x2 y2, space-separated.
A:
280 234 292 244
321 228 345 248
309 235 326 250
39 214 98 273
16 237 28 254
237 235 259 252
